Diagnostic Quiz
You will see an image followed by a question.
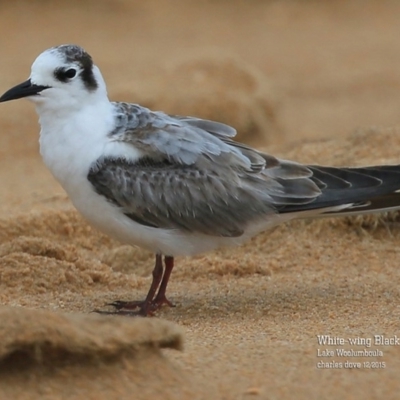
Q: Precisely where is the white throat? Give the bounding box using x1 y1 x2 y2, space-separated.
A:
37 97 115 192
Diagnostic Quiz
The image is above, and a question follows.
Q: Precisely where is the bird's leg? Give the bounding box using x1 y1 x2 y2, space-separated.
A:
152 256 175 308
106 254 164 316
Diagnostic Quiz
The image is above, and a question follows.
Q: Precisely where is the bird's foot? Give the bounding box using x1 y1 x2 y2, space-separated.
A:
94 296 175 317
108 300 144 310
94 300 154 317
152 293 176 309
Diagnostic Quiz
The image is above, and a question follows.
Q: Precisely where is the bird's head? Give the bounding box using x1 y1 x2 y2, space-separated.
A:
0 44 107 112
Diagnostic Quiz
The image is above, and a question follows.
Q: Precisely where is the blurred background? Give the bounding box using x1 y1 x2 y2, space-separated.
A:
1 0 400 187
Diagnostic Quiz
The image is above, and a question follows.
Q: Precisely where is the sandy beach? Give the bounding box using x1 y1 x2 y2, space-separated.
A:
1 1 400 398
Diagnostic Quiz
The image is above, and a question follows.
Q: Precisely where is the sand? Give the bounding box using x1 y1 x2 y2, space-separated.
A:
1 1 400 399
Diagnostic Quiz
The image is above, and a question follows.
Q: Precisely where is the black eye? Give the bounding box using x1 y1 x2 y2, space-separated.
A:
64 68 76 78
54 67 77 82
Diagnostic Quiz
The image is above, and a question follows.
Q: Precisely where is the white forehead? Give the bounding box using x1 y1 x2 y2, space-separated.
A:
28 45 105 94
30 49 70 83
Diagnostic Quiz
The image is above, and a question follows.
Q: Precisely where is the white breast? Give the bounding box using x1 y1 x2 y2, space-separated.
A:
36 100 231 255
37 100 288 256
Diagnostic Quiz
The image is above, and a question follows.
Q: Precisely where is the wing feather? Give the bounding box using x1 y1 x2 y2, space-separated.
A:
88 154 322 237
89 102 325 236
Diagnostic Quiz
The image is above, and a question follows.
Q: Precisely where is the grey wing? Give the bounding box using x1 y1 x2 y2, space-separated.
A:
87 157 320 237
110 102 321 176
96 102 323 236
110 102 270 171
95 103 400 233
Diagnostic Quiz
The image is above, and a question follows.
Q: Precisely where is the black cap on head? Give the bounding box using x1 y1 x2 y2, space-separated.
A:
53 45 98 91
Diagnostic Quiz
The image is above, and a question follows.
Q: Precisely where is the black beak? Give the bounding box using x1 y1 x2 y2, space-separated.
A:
0 79 50 103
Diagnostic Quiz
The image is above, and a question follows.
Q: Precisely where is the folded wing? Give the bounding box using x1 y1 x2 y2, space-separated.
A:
91 103 400 235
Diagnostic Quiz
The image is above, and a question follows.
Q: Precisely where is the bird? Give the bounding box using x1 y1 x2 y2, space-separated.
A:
1 44 400 317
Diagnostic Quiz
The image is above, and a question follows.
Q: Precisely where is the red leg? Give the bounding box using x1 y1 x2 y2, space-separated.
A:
152 256 175 308
100 254 164 316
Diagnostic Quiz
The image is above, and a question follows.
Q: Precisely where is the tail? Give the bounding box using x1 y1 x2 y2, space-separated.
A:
278 165 400 217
